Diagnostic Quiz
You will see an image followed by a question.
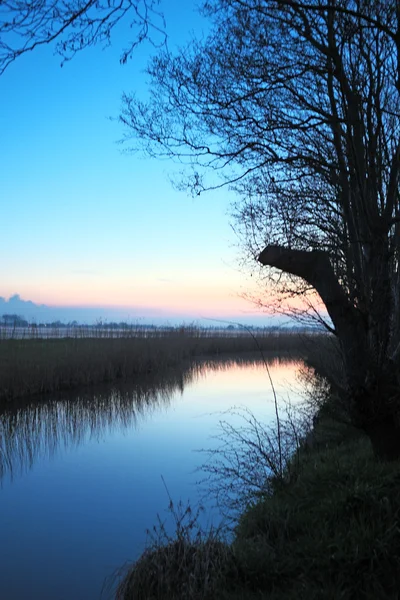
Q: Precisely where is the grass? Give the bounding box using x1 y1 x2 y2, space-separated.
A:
114 413 400 600
116 537 236 600
0 329 311 402
233 435 400 599
113 495 239 600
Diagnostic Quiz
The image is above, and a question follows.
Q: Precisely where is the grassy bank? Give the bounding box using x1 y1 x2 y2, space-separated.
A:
0 330 310 402
232 434 400 599
115 416 400 600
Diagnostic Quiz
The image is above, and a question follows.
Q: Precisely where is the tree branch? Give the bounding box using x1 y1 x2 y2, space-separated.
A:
258 245 364 342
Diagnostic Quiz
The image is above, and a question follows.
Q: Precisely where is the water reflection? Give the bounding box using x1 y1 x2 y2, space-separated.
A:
0 354 304 600
0 370 186 482
0 354 293 483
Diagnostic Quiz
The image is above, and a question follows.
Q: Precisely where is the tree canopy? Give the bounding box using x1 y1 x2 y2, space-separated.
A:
0 0 165 75
120 0 400 459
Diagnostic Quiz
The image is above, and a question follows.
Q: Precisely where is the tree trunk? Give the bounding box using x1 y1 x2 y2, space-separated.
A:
258 245 400 461
258 245 369 388
354 372 400 461
364 416 400 461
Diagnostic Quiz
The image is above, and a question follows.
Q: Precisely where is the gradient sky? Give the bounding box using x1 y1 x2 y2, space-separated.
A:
0 1 272 325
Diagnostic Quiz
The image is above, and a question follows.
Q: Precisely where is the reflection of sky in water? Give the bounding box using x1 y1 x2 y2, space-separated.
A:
0 356 303 600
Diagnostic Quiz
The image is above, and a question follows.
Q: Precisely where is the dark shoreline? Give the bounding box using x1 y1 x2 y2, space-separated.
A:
115 398 400 600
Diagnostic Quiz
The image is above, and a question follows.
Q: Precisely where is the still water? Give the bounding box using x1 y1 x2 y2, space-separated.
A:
0 355 303 600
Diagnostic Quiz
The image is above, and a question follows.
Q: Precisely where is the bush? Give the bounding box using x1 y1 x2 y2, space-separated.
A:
113 490 239 600
116 537 237 600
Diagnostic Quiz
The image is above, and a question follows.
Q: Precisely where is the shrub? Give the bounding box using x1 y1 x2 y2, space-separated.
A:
113 488 239 600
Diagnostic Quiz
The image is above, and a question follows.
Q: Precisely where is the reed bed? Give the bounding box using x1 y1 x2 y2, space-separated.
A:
0 329 315 402
0 323 318 341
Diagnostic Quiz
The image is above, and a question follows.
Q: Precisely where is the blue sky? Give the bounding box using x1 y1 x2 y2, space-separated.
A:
0 1 272 325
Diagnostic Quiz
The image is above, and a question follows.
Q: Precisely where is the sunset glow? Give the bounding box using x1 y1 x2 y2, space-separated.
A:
0 2 277 325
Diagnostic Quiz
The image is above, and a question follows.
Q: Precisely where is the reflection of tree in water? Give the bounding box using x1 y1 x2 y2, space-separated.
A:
0 354 281 482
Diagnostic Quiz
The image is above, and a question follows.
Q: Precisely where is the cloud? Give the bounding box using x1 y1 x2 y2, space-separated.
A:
0 294 280 327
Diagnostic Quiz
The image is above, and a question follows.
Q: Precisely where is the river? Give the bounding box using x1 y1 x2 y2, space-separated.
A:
0 355 304 600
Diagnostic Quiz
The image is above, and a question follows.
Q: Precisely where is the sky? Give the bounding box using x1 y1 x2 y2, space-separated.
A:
0 1 274 326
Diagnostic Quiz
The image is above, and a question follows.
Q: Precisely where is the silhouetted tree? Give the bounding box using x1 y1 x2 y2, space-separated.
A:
120 0 400 460
2 314 28 327
0 0 165 75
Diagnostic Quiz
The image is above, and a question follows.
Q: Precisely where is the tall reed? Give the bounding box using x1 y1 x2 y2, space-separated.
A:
0 330 315 402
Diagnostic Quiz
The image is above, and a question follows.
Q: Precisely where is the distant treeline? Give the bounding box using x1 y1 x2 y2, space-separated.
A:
1 313 323 332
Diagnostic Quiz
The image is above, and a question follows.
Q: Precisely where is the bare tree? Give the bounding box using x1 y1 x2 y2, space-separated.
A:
120 0 400 459
0 0 165 75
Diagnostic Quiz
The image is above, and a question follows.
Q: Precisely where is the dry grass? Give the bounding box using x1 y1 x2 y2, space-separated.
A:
111 487 240 600
0 330 314 402
115 536 236 600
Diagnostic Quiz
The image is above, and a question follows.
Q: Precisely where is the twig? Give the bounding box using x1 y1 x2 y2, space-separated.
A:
202 317 283 477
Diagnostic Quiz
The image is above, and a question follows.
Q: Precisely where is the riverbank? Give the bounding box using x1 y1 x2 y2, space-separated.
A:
0 330 311 402
116 414 400 599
